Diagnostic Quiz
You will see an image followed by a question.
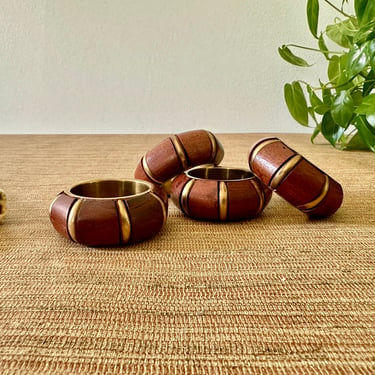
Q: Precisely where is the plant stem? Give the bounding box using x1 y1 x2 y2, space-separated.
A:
286 44 343 55
323 0 351 18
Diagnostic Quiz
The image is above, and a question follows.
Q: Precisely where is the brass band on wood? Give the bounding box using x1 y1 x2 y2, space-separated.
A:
134 129 224 190
248 137 343 217
141 156 164 185
296 175 330 212
49 179 168 246
116 199 132 244
67 198 83 243
269 155 302 190
218 181 228 221
171 166 272 221
171 135 188 170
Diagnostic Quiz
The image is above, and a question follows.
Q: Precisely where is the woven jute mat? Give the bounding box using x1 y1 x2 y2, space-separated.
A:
0 133 374 374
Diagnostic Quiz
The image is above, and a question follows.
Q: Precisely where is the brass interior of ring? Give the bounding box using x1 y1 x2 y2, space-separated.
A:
187 167 253 181
70 180 150 199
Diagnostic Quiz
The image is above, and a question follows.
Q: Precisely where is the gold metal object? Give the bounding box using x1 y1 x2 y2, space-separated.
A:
187 166 253 181
180 179 195 215
218 181 228 221
207 131 223 164
269 155 303 190
171 135 188 169
116 200 132 244
141 157 164 185
67 198 83 242
69 179 151 199
297 175 330 212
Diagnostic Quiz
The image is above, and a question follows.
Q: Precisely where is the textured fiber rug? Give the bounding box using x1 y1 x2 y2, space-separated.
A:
0 133 374 374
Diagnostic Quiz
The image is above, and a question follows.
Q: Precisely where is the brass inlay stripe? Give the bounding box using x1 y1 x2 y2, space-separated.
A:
116 200 132 244
250 179 264 216
270 154 303 190
249 138 279 168
142 156 163 185
297 175 330 211
180 179 195 215
171 135 188 169
207 131 218 163
150 192 167 225
67 198 83 242
219 181 228 221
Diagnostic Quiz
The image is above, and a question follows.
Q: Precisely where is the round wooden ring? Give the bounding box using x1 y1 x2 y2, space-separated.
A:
134 129 224 190
248 137 343 217
0 189 6 221
49 179 168 246
171 166 272 221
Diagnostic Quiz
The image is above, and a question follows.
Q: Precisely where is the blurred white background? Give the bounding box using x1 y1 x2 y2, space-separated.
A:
1 1 337 134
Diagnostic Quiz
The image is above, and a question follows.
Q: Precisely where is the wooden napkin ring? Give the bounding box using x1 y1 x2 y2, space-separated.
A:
171 166 272 221
49 179 168 246
134 129 224 188
0 189 6 221
248 137 343 217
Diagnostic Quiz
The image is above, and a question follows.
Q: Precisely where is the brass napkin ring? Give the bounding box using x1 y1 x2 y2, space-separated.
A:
49 179 168 246
249 137 343 217
134 129 224 190
171 165 272 221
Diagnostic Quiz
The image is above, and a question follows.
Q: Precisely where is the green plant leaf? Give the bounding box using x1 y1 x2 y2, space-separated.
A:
278 45 311 67
328 55 348 87
326 20 354 48
354 20 375 43
355 93 375 116
321 82 332 106
344 131 371 150
311 125 321 143
318 33 330 59
307 0 319 38
331 90 354 127
368 39 375 70
363 69 375 96
355 0 375 26
284 82 309 126
346 43 369 78
355 115 375 151
307 85 330 114
321 112 345 147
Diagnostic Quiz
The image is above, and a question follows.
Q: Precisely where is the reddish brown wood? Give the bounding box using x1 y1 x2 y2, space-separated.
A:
188 179 219 221
144 138 182 183
74 199 120 246
134 129 224 187
177 129 224 166
249 138 295 185
125 192 166 243
227 179 272 221
248 137 343 217
49 192 77 240
49 180 168 246
171 167 272 221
